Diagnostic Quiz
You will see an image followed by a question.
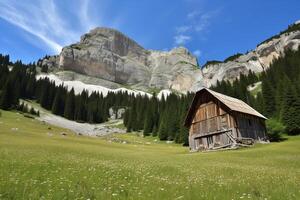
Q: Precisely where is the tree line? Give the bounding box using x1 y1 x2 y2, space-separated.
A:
123 92 194 145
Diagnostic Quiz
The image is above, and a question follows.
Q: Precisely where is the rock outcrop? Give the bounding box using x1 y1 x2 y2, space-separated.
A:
41 27 203 92
202 22 300 86
40 21 300 91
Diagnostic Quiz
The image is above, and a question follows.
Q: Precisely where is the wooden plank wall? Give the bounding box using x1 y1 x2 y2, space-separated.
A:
189 100 237 137
193 131 232 150
235 113 266 140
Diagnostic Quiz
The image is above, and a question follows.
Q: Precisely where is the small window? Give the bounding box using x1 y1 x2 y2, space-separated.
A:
248 119 252 126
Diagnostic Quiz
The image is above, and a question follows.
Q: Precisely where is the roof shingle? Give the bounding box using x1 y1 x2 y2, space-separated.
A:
206 88 267 119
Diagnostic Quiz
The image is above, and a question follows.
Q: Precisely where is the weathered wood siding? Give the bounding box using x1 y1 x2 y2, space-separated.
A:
188 95 266 151
193 131 233 150
235 113 266 140
189 100 236 137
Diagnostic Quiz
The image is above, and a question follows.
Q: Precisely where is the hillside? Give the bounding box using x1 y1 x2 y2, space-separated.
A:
0 110 299 199
203 21 300 86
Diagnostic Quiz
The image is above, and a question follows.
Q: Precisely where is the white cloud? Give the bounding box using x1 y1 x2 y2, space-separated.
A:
187 11 200 19
174 35 191 45
79 0 98 31
176 25 191 33
194 12 217 32
173 9 220 45
193 49 202 57
0 0 97 53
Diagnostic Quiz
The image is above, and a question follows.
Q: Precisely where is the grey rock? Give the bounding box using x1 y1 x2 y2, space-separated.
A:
109 107 126 119
41 24 300 91
59 28 150 86
41 27 202 92
203 29 300 86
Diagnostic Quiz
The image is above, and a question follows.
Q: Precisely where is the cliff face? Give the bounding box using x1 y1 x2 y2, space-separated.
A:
147 48 204 91
59 28 151 87
41 27 203 92
202 23 300 86
40 22 300 92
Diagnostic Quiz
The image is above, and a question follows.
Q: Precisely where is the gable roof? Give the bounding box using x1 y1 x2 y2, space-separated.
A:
184 88 267 127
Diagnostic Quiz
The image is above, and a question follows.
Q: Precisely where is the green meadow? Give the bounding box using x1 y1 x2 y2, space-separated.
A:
0 110 299 200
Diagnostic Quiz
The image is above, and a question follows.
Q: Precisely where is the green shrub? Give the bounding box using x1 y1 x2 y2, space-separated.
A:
266 118 285 141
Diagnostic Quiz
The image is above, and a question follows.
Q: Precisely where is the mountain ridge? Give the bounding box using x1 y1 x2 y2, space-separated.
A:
40 27 204 92
40 21 300 92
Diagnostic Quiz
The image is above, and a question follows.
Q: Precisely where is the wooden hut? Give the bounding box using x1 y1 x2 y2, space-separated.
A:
184 88 267 151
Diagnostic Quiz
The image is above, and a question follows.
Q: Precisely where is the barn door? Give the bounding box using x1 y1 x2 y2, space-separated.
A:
207 136 213 148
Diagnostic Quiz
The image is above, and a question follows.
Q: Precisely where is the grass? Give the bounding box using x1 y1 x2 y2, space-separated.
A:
0 110 299 199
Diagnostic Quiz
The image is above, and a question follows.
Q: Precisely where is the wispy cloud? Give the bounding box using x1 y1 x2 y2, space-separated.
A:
173 8 221 47
194 10 219 33
176 25 192 33
0 0 98 53
174 35 191 45
187 11 200 19
79 0 98 31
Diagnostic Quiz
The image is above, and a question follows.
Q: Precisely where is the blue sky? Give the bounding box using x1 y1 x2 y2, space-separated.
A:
0 0 299 65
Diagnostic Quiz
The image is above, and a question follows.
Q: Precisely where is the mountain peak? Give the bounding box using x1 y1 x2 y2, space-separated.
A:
41 27 202 92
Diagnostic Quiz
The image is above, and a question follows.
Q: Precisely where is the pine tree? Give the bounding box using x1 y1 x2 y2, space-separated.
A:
0 63 9 90
74 90 88 121
158 113 168 140
143 106 153 136
126 109 133 132
123 109 129 127
262 79 276 117
25 74 36 98
39 80 50 109
0 80 13 110
64 88 75 120
52 85 66 116
282 81 300 135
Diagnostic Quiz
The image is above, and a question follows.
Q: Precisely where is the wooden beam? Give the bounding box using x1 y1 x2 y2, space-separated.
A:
192 128 233 139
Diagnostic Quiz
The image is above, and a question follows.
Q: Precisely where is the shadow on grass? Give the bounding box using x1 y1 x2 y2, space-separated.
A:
269 134 288 142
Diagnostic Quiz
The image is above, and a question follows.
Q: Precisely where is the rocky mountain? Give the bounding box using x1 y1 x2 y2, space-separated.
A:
40 27 203 92
202 21 300 86
40 21 300 92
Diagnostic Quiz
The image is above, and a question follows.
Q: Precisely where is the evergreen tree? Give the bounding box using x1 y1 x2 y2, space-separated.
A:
39 80 50 109
64 88 75 120
262 79 276 117
123 108 129 127
143 106 153 136
158 113 168 140
51 85 66 116
281 81 300 135
0 80 14 110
